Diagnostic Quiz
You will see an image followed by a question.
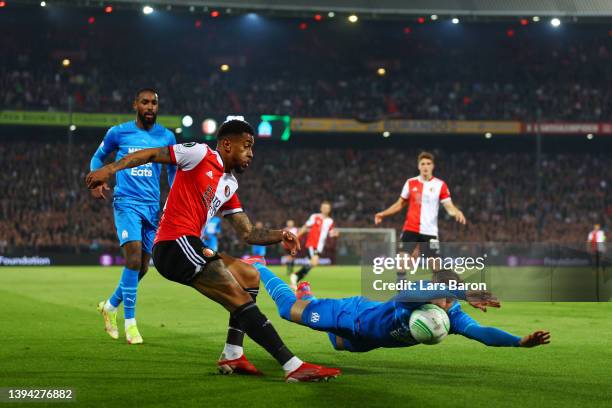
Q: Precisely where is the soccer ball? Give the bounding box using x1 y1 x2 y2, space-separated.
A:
409 304 450 345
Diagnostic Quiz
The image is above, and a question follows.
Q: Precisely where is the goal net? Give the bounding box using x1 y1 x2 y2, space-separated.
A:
334 228 397 265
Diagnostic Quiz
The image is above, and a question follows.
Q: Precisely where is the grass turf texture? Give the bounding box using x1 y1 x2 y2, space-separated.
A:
0 266 610 408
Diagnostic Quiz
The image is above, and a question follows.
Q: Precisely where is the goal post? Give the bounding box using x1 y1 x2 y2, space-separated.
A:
334 228 397 265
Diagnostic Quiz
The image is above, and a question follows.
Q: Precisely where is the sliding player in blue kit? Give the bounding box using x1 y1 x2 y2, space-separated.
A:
250 262 550 352
90 88 176 344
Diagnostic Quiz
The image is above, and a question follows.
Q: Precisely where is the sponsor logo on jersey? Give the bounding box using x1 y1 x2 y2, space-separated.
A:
121 230 128 240
202 185 224 217
310 312 320 323
125 147 153 176
225 185 231 197
206 170 213 179
130 168 153 177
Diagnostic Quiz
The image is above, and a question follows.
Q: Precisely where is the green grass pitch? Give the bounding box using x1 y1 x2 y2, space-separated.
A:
0 266 610 407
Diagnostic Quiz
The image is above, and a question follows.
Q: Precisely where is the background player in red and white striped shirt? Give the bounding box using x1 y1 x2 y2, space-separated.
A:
587 223 607 268
291 201 338 288
86 120 340 382
374 152 466 276
284 219 299 275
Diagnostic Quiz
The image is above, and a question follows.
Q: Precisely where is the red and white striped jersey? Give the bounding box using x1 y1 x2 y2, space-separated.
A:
587 230 606 251
155 143 243 243
400 176 451 236
304 213 335 253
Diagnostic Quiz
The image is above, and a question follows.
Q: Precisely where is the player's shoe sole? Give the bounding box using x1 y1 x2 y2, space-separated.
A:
97 300 119 340
218 355 263 376
125 324 143 345
285 362 341 383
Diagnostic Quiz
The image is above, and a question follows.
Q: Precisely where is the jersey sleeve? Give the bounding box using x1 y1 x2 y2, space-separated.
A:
170 143 208 171
448 303 521 347
305 214 316 227
400 180 410 200
166 131 177 186
439 181 451 203
90 127 119 170
219 193 243 217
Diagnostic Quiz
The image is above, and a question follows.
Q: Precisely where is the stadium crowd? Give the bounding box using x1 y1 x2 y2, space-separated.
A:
2 14 612 121
1 142 609 254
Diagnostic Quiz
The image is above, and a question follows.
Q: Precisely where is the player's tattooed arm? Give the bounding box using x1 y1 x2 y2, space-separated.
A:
85 147 172 188
226 212 300 255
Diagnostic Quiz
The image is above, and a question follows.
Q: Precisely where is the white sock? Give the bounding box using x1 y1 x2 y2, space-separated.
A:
290 274 298 287
221 344 243 360
125 318 136 328
282 356 303 374
104 300 118 312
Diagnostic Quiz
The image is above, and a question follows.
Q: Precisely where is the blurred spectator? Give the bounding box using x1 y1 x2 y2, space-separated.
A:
1 142 608 253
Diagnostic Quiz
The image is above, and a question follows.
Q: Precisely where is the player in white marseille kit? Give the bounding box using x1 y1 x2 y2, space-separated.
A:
291 201 338 288
375 152 466 278
86 120 341 382
284 219 299 275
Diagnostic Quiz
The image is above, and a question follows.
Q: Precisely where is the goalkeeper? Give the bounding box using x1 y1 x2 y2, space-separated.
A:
248 259 550 352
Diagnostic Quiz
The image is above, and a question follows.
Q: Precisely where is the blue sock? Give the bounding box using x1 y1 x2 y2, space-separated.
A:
255 263 296 320
120 267 139 320
109 284 123 307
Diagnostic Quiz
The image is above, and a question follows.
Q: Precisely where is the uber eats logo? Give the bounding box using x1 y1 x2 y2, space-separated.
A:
127 147 153 177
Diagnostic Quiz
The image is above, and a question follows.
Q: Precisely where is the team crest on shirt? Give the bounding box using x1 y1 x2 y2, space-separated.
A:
121 230 128 240
224 185 231 197
412 187 418 192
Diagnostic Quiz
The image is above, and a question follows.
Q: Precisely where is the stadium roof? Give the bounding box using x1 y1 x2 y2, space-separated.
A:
106 0 612 17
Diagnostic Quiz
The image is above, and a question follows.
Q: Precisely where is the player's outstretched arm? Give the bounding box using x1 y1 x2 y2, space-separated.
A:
442 200 466 225
374 197 407 225
226 212 300 255
519 331 551 348
86 147 173 189
452 308 549 347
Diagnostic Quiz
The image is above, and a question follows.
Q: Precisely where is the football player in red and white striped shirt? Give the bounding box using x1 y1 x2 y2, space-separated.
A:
291 201 338 288
86 120 340 382
587 223 606 268
375 152 466 275
284 219 299 275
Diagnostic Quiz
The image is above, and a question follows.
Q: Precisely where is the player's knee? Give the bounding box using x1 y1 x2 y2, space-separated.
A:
241 263 260 288
125 255 141 271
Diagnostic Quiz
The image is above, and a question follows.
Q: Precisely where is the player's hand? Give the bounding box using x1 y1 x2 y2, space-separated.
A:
374 213 384 225
519 330 551 347
90 183 110 200
454 210 466 225
282 230 301 256
86 168 112 189
468 299 501 312
466 290 499 312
